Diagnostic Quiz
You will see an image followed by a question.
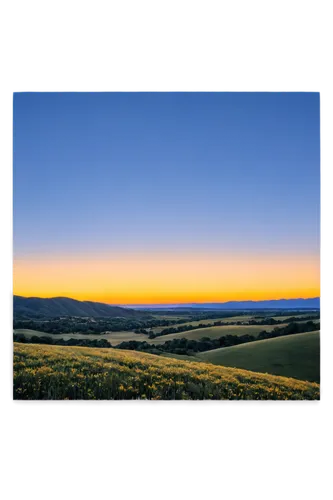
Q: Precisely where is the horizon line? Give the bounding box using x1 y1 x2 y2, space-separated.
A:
14 294 320 306
119 297 320 307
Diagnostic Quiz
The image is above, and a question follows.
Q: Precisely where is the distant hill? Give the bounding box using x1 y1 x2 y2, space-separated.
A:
199 330 320 383
132 297 320 310
13 295 148 318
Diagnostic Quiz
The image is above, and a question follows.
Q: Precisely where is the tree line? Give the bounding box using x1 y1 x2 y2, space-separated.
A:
13 316 186 335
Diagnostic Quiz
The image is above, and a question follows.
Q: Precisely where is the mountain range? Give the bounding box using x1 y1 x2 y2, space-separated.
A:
13 295 148 318
129 298 320 310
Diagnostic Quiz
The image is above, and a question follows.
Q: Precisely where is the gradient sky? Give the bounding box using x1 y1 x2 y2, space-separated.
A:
13 92 320 304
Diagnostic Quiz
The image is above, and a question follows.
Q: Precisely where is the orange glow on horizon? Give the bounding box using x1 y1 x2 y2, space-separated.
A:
13 251 320 304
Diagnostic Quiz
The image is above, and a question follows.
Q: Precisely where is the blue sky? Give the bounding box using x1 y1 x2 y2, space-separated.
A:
13 92 320 258
12 91 321 254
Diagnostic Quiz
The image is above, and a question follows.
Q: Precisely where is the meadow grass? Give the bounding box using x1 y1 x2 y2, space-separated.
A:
14 342 319 400
199 331 320 383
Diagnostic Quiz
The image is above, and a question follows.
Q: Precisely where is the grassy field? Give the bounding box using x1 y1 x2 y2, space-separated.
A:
199 331 320 383
13 342 319 400
14 328 149 345
147 323 291 343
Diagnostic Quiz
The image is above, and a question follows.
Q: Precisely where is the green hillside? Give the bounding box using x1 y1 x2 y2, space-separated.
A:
199 331 320 383
14 342 319 400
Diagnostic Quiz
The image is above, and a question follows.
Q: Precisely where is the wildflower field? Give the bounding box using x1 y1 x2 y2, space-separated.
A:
13 342 320 400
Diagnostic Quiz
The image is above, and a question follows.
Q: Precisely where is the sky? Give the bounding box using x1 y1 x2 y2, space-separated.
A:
13 92 320 304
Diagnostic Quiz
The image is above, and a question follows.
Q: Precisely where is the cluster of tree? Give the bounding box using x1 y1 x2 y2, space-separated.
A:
13 333 111 348
269 311 319 318
256 320 319 340
247 314 319 326
117 334 258 355
134 328 151 335
14 312 45 320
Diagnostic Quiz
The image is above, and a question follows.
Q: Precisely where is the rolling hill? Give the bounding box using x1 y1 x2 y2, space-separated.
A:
199 330 320 383
14 319 319 346
147 323 290 343
13 343 319 400
12 323 287 346
13 295 147 318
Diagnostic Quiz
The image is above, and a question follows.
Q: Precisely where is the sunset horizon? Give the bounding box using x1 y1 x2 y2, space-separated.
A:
13 92 320 305
13 249 319 304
